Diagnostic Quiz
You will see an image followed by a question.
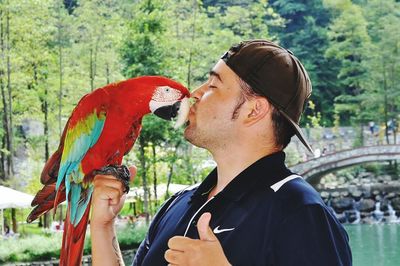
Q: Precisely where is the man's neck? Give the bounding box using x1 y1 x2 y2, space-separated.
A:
208 145 280 199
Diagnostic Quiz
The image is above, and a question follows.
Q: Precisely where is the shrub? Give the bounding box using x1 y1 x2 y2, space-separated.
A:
0 223 148 263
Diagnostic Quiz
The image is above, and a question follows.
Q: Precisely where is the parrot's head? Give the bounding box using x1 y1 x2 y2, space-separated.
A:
147 76 191 128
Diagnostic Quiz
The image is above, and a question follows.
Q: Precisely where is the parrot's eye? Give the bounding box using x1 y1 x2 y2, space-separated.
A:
165 88 170 93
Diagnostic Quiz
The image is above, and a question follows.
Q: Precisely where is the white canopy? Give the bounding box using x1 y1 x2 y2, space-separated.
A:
0 185 34 209
0 186 34 236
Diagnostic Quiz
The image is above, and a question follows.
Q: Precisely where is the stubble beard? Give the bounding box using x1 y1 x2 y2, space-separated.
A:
184 120 233 152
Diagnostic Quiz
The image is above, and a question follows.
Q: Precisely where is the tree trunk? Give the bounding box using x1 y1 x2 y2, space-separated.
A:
152 144 157 205
186 0 197 89
5 6 13 177
34 63 50 229
166 140 181 199
0 7 5 180
0 9 8 180
382 59 390 145
138 135 149 224
90 47 94 91
11 208 17 233
106 62 110 84
185 144 195 184
58 11 63 137
89 40 99 91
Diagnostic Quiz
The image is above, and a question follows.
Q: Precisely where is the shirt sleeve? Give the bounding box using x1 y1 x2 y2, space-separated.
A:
273 204 352 266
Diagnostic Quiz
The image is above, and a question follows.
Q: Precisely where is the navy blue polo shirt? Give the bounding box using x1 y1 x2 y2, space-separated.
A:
133 151 352 266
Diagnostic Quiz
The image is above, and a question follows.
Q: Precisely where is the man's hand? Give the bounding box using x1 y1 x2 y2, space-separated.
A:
165 212 231 266
91 166 136 227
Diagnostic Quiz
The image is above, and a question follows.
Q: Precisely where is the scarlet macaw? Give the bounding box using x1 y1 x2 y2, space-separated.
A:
27 76 190 266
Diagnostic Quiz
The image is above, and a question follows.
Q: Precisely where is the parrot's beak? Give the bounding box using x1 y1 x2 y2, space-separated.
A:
153 97 190 128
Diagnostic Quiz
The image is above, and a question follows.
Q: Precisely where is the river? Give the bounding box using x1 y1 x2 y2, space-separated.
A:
345 224 400 266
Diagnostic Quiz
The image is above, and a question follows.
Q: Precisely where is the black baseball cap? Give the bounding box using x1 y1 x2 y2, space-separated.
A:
221 39 313 154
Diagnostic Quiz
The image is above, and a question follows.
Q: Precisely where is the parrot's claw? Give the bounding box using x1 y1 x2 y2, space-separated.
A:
93 165 131 193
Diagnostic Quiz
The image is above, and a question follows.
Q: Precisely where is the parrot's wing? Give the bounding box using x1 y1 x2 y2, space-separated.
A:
27 89 109 224
56 101 108 225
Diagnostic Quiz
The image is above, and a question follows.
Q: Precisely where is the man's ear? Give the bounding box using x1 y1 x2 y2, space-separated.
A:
243 97 271 125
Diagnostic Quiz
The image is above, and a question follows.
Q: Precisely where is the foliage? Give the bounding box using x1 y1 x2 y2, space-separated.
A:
0 233 62 263
0 0 399 218
0 224 147 263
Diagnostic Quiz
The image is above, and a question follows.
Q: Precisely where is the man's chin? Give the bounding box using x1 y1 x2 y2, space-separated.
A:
183 127 199 146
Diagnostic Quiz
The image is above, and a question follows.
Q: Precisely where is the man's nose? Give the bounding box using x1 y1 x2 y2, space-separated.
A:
190 82 207 99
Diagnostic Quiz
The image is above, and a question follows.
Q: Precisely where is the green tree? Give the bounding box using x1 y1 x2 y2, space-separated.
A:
324 0 371 144
121 0 170 222
361 0 400 144
270 0 342 126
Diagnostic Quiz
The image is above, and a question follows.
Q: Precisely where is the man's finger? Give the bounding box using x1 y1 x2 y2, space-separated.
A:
93 185 123 205
164 249 184 264
168 236 194 251
197 212 217 241
129 165 137 182
93 176 125 194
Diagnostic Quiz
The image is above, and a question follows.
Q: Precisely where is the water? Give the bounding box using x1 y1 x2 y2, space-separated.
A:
345 224 400 266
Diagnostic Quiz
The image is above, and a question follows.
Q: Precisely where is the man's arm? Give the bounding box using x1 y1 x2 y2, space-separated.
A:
90 167 136 266
91 220 124 266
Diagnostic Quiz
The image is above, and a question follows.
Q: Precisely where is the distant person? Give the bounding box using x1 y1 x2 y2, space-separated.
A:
4 225 14 238
90 40 352 265
369 121 375 134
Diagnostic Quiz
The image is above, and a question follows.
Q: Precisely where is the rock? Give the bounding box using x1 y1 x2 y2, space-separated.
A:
363 191 373 199
350 190 362 201
381 199 389 212
358 172 373 179
372 190 380 196
360 212 371 219
331 197 354 212
345 210 359 223
358 199 376 212
385 192 397 200
384 211 392 217
340 191 349 197
320 191 330 199
331 191 340 198
391 197 400 210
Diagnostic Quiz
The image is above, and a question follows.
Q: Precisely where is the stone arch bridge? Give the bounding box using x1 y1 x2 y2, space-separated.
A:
291 145 400 185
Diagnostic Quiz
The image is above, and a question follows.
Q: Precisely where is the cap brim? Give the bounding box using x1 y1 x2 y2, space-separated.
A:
280 111 314 155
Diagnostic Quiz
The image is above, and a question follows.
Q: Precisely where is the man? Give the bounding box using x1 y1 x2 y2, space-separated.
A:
90 40 352 265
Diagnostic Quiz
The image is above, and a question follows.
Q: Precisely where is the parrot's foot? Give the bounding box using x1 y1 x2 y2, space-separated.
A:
93 165 131 193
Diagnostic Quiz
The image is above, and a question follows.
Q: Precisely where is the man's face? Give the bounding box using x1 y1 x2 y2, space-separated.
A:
184 60 245 150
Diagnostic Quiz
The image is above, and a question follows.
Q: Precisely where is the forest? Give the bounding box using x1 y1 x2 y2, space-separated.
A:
0 0 399 219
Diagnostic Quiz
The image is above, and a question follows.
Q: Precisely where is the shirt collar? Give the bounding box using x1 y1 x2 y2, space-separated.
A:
191 151 293 203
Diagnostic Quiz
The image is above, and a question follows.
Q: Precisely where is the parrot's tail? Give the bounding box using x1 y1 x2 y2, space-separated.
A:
59 200 91 266
27 147 64 223
27 183 66 223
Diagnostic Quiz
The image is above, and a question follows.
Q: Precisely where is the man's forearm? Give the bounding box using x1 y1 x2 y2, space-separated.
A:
91 222 125 266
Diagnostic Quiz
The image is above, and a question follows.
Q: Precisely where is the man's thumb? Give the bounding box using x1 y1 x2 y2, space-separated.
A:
197 212 217 241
